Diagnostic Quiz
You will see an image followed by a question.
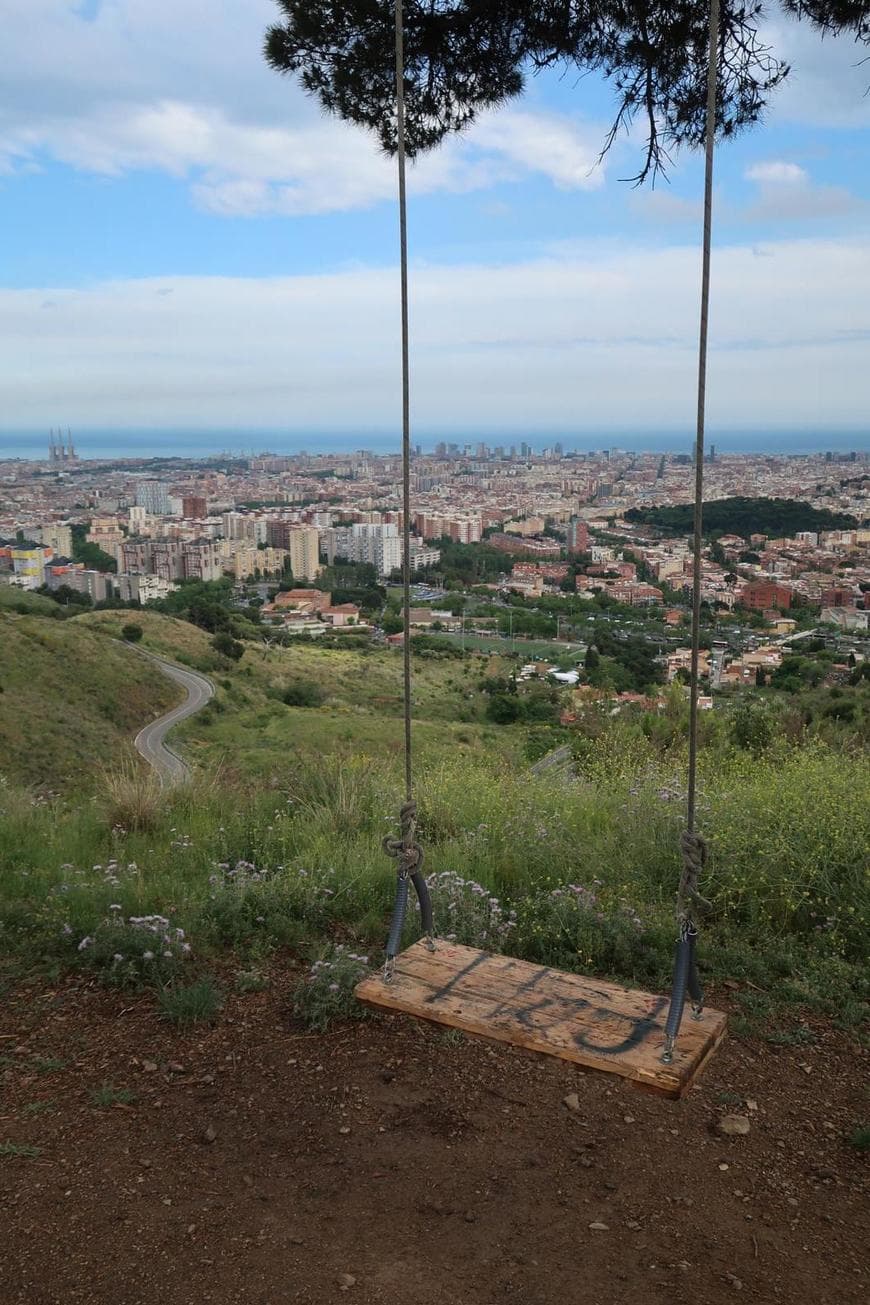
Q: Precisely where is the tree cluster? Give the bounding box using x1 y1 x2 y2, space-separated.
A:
265 1 869 183
625 497 859 539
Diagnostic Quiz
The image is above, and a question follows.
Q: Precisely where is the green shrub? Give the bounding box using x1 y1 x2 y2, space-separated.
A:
91 1083 137 1107
282 680 326 708
291 945 371 1031
158 978 222 1027
66 910 191 989
847 1125 870 1152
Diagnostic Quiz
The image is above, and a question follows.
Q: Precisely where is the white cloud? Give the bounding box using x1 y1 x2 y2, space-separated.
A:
470 110 603 191
765 19 870 130
1 236 868 430
742 160 864 224
745 161 808 185
0 2 605 215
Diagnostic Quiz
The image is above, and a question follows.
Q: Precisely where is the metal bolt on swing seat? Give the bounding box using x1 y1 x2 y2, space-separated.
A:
662 1034 675 1065
383 957 395 984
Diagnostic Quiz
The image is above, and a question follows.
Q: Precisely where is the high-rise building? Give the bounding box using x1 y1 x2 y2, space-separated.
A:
567 519 590 555
287 526 321 581
180 540 222 583
39 523 73 558
136 481 171 515
182 495 208 519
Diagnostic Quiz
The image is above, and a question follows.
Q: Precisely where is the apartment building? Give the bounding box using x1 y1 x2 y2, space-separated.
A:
38 523 73 557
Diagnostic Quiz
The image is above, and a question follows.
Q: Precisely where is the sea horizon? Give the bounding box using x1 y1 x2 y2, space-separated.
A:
1 427 869 462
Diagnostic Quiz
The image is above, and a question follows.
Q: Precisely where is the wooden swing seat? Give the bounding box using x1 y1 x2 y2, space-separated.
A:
356 940 726 1099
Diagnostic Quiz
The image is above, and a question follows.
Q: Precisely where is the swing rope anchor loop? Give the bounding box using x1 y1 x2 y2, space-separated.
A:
382 800 435 983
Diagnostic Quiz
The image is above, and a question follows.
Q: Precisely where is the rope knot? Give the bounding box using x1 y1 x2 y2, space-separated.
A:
383 799 424 878
677 830 712 922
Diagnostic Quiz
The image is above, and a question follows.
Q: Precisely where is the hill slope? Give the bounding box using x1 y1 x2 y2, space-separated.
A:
76 608 516 775
0 612 181 789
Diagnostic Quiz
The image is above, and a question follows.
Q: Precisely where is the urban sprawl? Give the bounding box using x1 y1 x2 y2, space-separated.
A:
2 439 868 697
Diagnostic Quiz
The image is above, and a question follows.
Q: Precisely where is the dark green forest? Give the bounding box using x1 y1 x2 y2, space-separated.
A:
625 497 858 539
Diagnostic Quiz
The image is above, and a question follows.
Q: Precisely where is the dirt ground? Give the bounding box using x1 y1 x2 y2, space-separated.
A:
1 967 866 1305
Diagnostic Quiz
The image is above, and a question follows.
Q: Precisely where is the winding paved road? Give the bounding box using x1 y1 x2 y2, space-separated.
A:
133 652 214 786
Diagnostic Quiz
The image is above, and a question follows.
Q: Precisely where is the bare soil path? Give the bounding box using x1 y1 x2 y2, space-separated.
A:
0 969 866 1305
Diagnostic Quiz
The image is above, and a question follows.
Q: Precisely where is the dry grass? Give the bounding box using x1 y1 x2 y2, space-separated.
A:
99 754 165 832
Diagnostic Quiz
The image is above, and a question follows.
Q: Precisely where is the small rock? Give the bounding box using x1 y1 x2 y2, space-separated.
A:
626 1220 641 1230
718 1115 751 1137
142 1061 158 1074
339 1126 351 1136
337 1273 356 1291
201 1124 217 1144
589 1221 610 1231
168 1062 186 1074
464 1212 476 1223
725 1272 744 1291
563 1093 581 1113
745 1099 758 1112
719 1163 730 1171
623 1115 636 1125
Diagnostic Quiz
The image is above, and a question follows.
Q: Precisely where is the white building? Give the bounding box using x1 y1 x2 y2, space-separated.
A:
135 480 171 515
115 574 177 604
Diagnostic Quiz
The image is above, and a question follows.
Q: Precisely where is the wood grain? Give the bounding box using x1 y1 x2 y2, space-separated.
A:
356 941 727 1099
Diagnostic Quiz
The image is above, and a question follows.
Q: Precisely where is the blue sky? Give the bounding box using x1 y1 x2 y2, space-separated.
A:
0 1 869 439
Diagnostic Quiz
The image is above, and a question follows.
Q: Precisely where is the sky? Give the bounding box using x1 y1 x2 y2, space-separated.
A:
1 0 869 445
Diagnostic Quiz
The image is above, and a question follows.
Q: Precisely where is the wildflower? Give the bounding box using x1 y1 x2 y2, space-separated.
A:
77 936 92 951
113 953 124 963
142 950 154 961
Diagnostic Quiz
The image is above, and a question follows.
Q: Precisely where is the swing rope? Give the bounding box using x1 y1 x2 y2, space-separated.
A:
662 0 720 1063
382 0 433 981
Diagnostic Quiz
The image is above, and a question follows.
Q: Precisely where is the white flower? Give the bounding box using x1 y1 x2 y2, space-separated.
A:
77 936 92 951
142 950 154 961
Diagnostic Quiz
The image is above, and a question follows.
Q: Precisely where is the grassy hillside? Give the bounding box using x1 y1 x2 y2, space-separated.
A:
0 608 867 1037
0 612 181 789
77 609 518 776
0 586 61 616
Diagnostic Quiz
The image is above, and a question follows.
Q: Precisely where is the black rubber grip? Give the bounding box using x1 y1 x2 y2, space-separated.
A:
664 934 691 1043
687 930 704 1008
411 871 433 938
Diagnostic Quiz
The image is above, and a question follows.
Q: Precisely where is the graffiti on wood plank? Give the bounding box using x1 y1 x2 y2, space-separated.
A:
424 952 669 1057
